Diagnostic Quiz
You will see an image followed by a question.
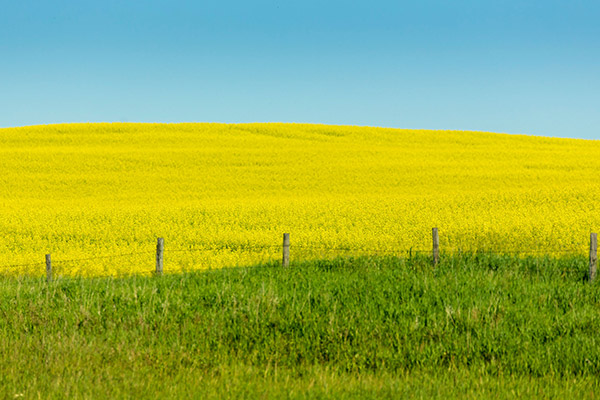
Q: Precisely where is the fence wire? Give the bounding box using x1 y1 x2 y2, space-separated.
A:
0 242 594 279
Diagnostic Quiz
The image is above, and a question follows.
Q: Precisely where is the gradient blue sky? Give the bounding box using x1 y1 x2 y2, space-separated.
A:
1 0 598 139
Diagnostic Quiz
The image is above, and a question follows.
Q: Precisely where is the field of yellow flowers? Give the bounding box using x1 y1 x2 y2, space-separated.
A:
1 123 598 276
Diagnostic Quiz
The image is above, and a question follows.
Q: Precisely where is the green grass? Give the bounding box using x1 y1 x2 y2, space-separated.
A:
1 254 599 399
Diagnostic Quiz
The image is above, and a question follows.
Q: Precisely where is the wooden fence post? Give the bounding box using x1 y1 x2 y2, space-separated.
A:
282 233 290 268
590 233 598 282
45 254 52 282
432 228 439 266
156 237 164 276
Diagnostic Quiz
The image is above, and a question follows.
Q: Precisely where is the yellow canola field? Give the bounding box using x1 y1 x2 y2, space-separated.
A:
1 123 599 277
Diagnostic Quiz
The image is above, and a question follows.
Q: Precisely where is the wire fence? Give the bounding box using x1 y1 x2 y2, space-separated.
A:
0 230 596 280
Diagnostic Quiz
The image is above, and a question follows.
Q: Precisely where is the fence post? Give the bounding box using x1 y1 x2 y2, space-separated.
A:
45 254 52 282
156 237 164 276
432 228 439 266
590 233 598 282
282 233 290 268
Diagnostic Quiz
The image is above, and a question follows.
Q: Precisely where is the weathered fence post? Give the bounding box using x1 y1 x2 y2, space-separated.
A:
282 233 290 268
45 254 52 282
432 228 439 266
156 237 164 276
590 233 598 282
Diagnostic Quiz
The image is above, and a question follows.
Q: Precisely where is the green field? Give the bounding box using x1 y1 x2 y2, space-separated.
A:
1 254 599 399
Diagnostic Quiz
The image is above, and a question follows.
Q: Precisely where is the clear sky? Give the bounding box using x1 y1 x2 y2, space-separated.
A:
1 0 598 139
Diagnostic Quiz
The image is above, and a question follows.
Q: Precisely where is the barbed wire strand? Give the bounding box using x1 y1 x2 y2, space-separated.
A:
53 251 154 264
169 244 279 253
0 244 592 275
1 262 46 270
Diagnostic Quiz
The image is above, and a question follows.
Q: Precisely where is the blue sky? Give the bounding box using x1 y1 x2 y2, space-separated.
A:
1 0 598 139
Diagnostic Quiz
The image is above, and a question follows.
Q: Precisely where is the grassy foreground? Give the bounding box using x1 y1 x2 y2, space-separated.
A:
1 255 599 399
